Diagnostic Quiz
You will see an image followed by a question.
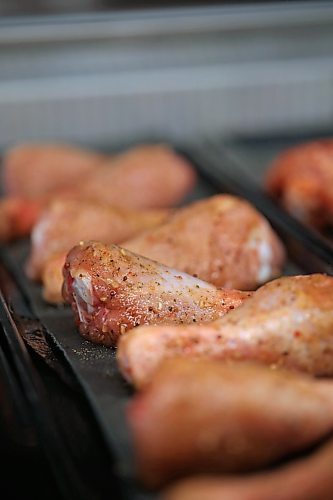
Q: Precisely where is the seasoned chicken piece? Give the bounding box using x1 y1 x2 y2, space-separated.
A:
71 144 196 209
2 143 105 198
0 197 43 241
26 198 170 281
124 194 285 290
28 200 170 304
117 274 333 387
63 241 251 347
265 139 333 228
164 436 333 500
0 144 196 242
33 194 283 303
127 358 333 488
41 252 68 304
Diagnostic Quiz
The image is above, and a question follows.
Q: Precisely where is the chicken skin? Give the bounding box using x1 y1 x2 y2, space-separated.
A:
124 194 285 290
0 197 43 241
127 358 333 488
0 144 196 242
2 143 105 198
63 242 251 347
26 198 170 281
164 435 333 500
41 252 69 304
72 144 197 210
265 139 333 228
117 274 333 387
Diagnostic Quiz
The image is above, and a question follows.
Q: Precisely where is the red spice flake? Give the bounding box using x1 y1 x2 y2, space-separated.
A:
294 331 301 338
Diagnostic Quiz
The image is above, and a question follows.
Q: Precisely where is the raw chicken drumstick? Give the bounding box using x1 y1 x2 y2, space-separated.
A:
124 194 285 290
0 197 43 241
127 358 333 488
164 433 333 500
0 144 105 241
0 144 196 241
33 193 284 303
265 138 333 228
2 143 105 198
62 241 251 347
72 144 197 210
26 200 170 304
42 252 70 304
117 273 333 387
25 198 170 287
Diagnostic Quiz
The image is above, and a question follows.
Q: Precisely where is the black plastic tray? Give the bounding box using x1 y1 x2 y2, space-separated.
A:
1 134 333 499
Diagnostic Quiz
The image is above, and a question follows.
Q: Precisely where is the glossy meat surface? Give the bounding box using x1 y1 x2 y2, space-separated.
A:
265 139 333 228
2 143 104 198
118 274 333 387
26 198 170 281
41 252 68 304
164 435 333 500
0 144 196 242
0 197 44 241
124 194 285 290
63 241 250 347
70 144 197 209
128 358 333 488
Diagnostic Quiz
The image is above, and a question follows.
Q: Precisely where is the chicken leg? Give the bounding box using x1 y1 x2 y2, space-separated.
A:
124 194 285 290
117 273 333 387
164 433 333 500
128 358 333 488
265 138 333 228
63 241 251 347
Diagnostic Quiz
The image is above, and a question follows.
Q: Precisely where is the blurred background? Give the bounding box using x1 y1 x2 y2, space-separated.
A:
1 0 333 149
